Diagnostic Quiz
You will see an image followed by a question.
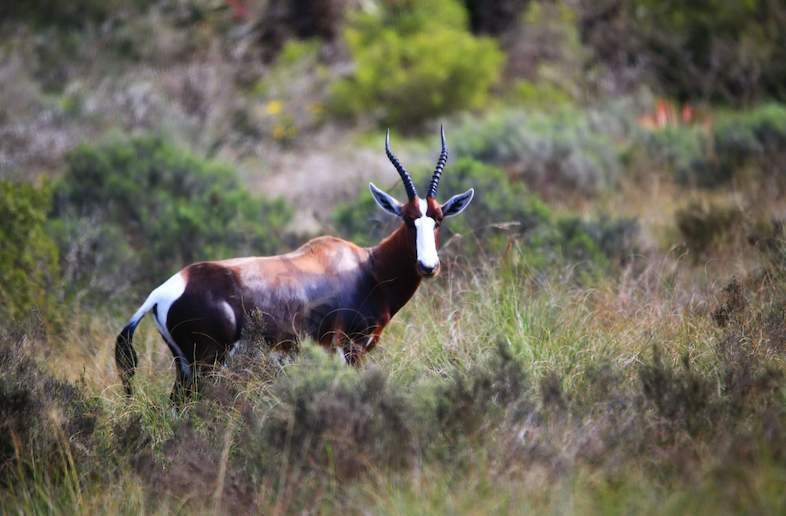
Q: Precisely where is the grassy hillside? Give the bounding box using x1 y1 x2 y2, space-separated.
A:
2 0 786 514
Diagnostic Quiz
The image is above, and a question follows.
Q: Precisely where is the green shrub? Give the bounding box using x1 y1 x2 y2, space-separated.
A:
638 124 706 180
511 80 575 109
639 104 786 188
0 338 99 479
582 0 786 103
711 104 786 181
451 108 624 194
250 352 413 479
554 215 639 269
0 0 121 28
675 201 741 256
257 0 349 62
464 0 530 35
0 0 158 31
330 0 503 129
0 181 60 324
51 136 292 301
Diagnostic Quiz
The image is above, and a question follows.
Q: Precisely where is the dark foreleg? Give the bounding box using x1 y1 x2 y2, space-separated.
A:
342 333 380 366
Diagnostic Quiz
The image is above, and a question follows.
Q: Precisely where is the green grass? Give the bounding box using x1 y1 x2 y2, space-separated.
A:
3 225 786 514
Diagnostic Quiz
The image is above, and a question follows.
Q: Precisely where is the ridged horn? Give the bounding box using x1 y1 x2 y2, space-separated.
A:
427 126 447 198
385 129 417 200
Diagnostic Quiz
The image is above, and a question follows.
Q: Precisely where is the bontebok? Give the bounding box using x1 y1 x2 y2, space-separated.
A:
115 128 474 398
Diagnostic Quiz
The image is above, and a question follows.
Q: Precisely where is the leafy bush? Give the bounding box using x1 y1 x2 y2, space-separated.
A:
710 104 786 182
451 108 624 195
246 352 413 480
554 215 639 268
0 337 98 479
464 0 530 35
257 0 349 61
675 201 741 257
0 0 124 28
581 0 786 103
330 0 503 129
435 343 531 443
638 124 706 180
0 181 60 323
50 136 292 301
639 104 786 188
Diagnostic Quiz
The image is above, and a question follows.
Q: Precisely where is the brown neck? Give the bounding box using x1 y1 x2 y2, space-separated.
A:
369 224 421 316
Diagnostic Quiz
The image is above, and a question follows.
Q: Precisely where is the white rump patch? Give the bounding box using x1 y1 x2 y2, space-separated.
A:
150 272 189 376
150 272 187 339
124 271 189 378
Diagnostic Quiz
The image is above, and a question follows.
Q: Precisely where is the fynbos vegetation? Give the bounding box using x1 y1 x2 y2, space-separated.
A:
2 0 786 513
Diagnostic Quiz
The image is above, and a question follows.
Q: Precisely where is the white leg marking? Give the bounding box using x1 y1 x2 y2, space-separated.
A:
227 340 241 359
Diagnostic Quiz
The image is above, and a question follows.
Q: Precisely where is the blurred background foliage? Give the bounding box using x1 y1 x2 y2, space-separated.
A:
329 0 503 128
0 181 60 323
49 136 291 301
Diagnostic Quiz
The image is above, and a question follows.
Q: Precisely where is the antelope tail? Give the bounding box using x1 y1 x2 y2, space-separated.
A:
115 292 159 395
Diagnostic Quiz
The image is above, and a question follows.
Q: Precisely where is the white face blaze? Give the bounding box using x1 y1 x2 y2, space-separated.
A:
415 198 439 271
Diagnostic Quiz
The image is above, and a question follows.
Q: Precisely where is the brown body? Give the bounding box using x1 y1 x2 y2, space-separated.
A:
172 228 421 369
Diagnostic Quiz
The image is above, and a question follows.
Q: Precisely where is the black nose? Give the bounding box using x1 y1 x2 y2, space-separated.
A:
418 262 438 276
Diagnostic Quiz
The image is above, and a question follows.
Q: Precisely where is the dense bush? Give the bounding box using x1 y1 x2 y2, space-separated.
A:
709 104 786 184
0 0 125 28
0 181 60 323
257 0 349 61
246 355 413 480
641 104 786 188
553 215 639 268
330 0 503 129
0 337 99 480
50 136 292 301
464 0 530 35
451 108 624 195
581 0 786 104
638 124 706 180
675 201 740 257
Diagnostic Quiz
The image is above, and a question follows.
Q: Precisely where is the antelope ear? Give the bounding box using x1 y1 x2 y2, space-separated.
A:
441 188 474 217
369 183 403 217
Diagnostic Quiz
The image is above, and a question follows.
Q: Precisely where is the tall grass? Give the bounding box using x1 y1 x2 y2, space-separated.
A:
3 221 786 513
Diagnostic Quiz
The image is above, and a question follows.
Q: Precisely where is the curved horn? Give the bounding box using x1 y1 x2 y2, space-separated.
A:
385 129 417 200
427 126 447 198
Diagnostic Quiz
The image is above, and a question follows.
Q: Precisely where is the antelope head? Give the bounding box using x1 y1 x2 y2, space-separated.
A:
369 127 474 278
